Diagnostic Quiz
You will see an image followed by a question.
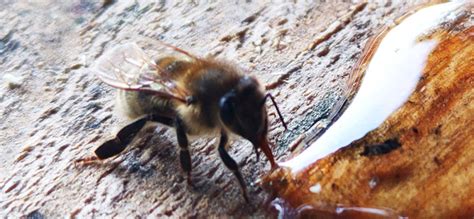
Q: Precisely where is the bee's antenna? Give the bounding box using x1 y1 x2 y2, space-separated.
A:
263 93 288 130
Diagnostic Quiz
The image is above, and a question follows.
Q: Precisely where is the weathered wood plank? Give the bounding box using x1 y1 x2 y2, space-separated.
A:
0 1 429 217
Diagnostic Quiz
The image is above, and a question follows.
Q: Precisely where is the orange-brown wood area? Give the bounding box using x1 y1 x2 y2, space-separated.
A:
263 16 474 219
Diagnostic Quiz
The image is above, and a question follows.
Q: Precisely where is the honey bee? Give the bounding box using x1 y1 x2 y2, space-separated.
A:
88 41 287 201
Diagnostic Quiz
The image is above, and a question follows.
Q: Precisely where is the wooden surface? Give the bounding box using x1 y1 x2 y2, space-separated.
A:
263 4 474 218
0 1 431 217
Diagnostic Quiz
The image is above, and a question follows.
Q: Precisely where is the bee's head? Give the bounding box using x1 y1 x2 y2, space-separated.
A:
219 76 286 168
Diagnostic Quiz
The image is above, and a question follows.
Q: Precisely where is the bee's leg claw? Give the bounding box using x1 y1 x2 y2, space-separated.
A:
179 149 193 186
186 173 193 186
74 156 99 166
253 147 260 162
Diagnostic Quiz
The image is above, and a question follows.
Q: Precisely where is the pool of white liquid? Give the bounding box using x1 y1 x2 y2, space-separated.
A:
281 2 465 173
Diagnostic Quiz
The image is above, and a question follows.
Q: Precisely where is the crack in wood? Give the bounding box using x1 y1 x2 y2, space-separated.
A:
264 64 302 90
302 2 368 57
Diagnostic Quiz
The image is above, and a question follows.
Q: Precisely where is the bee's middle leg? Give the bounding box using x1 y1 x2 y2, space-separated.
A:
175 117 193 184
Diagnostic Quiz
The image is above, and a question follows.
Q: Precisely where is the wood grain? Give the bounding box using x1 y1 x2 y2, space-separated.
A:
0 1 433 217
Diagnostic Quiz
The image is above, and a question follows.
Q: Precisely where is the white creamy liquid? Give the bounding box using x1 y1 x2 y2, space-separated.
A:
281 2 465 173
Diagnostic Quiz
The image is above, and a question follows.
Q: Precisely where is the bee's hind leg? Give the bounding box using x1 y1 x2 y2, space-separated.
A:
76 114 175 165
94 116 149 159
175 117 193 185
94 114 175 159
217 130 250 203
75 116 148 165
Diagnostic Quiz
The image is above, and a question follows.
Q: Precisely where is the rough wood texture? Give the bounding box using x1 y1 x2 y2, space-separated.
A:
1 1 429 217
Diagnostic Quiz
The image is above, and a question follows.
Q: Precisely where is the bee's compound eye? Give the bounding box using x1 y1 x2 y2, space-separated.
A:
219 93 236 125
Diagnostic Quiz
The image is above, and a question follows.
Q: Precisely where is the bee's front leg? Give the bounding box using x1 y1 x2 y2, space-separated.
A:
175 117 193 185
217 131 249 203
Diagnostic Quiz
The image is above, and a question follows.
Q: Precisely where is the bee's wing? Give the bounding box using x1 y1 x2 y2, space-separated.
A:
94 42 188 102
